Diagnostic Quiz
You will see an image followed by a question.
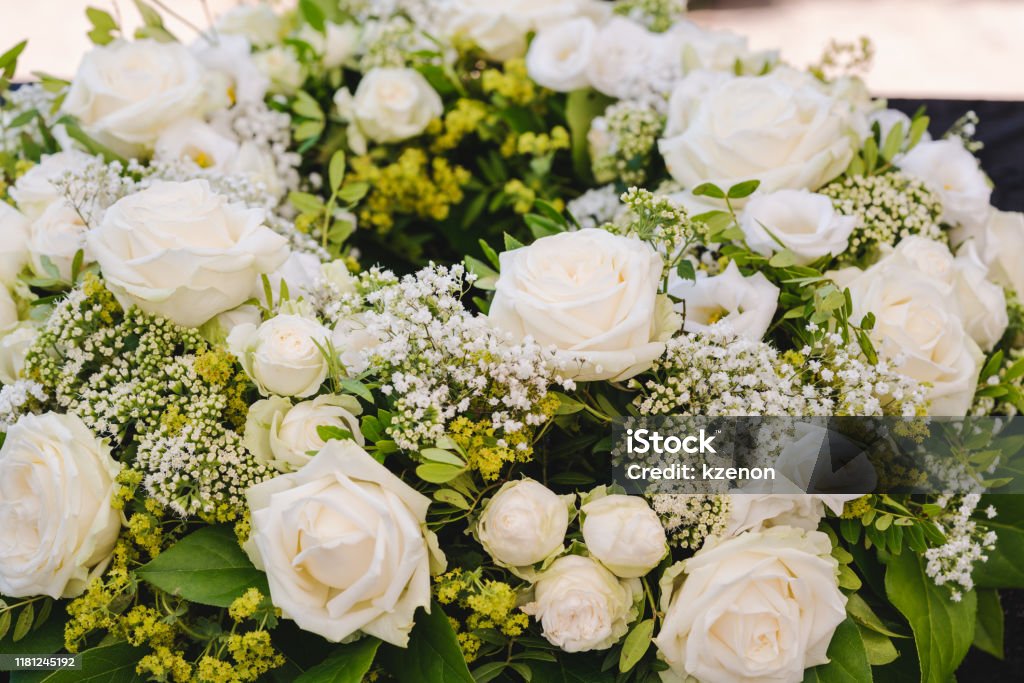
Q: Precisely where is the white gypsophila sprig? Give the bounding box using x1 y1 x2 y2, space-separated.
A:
0 380 47 431
591 101 665 186
0 83 59 153
924 493 998 599
566 185 625 231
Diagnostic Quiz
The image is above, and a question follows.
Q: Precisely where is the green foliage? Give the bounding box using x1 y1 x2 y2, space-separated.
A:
802 618 872 683
972 589 1004 659
11 642 143 682
379 603 474 683
294 638 381 683
974 495 1024 587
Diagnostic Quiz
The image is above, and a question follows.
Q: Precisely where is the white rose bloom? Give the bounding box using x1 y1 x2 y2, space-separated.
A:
477 479 572 574
300 22 360 69
155 118 240 171
228 314 331 398
0 324 39 385
669 261 779 341
256 250 324 304
28 201 89 281
243 394 364 473
87 179 289 328
521 555 641 653
62 40 210 154
668 20 777 74
336 68 442 148
228 141 286 200
253 46 305 95
10 150 96 220
489 228 677 382
586 18 669 100
0 202 30 285
655 527 846 683
332 314 381 377
0 412 122 599
662 71 734 139
975 209 1024 299
203 305 263 345
526 18 596 92
952 241 1008 351
191 33 269 105
0 286 17 332
581 494 667 578
659 72 863 192
844 261 983 415
215 4 282 47
245 440 443 646
898 139 991 235
740 189 857 264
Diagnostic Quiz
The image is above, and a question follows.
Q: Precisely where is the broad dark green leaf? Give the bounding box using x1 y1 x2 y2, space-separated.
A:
802 618 872 683
136 525 268 607
972 588 1003 659
294 637 380 683
974 495 1024 588
16 642 143 682
380 602 474 683
531 653 616 683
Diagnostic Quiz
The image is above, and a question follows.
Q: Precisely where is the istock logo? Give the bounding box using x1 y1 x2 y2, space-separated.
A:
625 428 717 455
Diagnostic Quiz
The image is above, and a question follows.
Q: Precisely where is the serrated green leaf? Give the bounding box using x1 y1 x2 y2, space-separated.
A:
675 259 696 282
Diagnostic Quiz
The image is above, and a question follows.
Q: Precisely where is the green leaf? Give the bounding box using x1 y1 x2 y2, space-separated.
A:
0 610 9 641
478 240 501 271
566 89 614 182
380 602 474 683
531 654 615 683
13 603 33 642
524 213 563 239
295 637 380 683
769 250 799 268
299 0 326 32
294 119 325 142
858 626 899 666
317 426 354 443
293 90 325 121
416 463 466 484
908 116 930 150
289 191 325 214
419 448 466 467
464 256 498 290
884 550 976 683
845 594 906 638
434 489 470 510
504 233 525 251
551 391 585 416
974 495 1024 587
328 150 346 193
801 618 872 683
972 588 1003 659
136 525 269 608
339 378 373 403
692 182 726 199
675 259 696 282
0 41 27 79
21 642 144 682
727 179 761 199
881 122 904 161
619 618 654 673
0 602 66 656
337 182 370 205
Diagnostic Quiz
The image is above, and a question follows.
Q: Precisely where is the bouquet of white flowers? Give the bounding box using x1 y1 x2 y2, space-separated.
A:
0 2 1022 682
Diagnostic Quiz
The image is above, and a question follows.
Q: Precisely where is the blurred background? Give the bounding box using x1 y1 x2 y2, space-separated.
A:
2 0 1024 100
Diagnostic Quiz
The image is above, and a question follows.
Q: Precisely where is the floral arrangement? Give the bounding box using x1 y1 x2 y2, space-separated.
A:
1 1 1023 683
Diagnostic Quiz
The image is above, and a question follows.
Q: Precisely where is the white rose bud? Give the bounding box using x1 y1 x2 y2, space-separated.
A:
489 228 677 382
740 190 857 265
581 494 667 578
28 201 89 281
526 18 596 92
952 241 1008 352
0 412 122 599
62 40 210 154
87 179 289 328
229 314 331 398
337 68 443 147
521 555 641 653
10 150 96 220
655 527 847 683
477 479 571 574
331 314 380 377
0 202 30 285
243 394 364 473
660 72 863 192
253 46 305 95
899 139 991 235
245 440 444 646
0 324 39 385
669 261 779 341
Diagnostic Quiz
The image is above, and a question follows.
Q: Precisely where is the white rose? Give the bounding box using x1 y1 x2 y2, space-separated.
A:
215 4 282 47
526 18 596 92
62 40 210 153
659 72 863 192
332 314 381 377
191 33 269 105
655 527 846 683
843 260 983 415
952 241 1008 351
521 555 641 653
245 440 443 646
0 202 30 285
155 118 240 171
489 228 677 382
0 286 17 333
898 139 991 235
253 46 305 95
586 18 674 100
87 179 289 328
28 201 89 281
0 412 122 599
740 189 857 264
10 150 96 219
300 22 360 69
0 324 39 385
976 209 1024 299
337 68 442 148
669 261 779 340
228 314 331 398
477 479 572 574
581 494 667 578
243 394 364 473
228 141 286 199
256 250 324 304
668 20 777 74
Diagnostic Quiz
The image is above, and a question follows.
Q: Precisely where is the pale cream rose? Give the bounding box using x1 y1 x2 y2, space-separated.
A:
335 68 442 150
0 412 122 599
87 179 289 328
898 139 991 235
525 17 597 92
9 150 96 220
0 324 39 385
215 4 283 47
0 202 30 285
228 314 331 398
521 554 641 653
191 33 269 105
154 118 240 171
0 286 16 333
971 209 1024 301
476 479 572 575
489 228 677 382
244 440 444 646
655 527 846 683
668 261 779 341
581 493 667 578
253 46 305 95
243 394 364 473
27 201 89 281
740 189 857 265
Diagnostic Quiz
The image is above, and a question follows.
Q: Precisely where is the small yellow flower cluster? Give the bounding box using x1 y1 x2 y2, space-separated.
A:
196 348 251 429
65 539 136 652
118 605 176 648
501 126 569 159
503 179 535 215
448 417 532 481
137 646 193 683
127 506 164 559
349 149 471 233
432 99 489 153
226 631 286 681
228 588 265 623
13 158 35 178
234 510 252 545
435 569 528 664
842 496 873 519
80 272 121 325
482 59 537 106
112 467 143 511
